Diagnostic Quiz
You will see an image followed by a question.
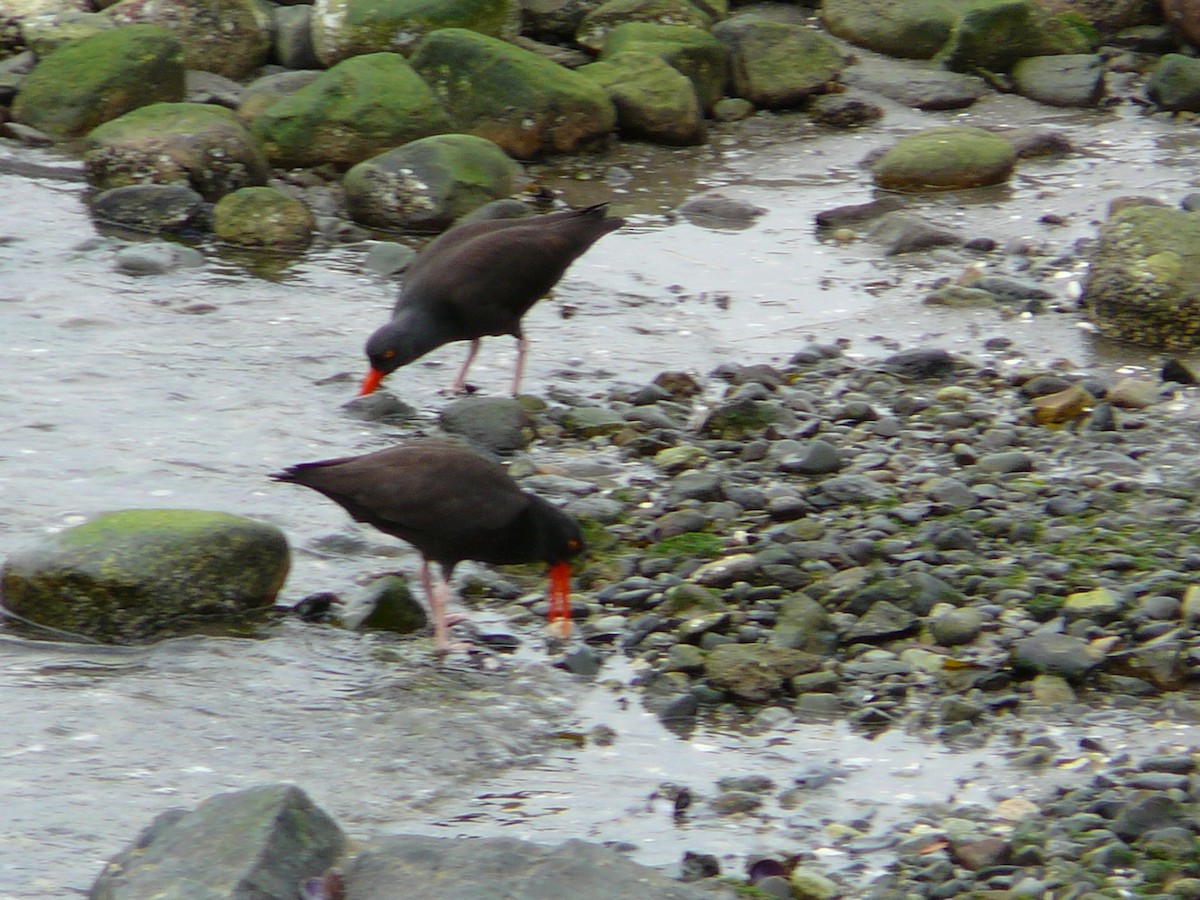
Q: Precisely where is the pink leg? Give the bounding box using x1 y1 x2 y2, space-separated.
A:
511 336 529 396
449 340 481 394
421 560 466 652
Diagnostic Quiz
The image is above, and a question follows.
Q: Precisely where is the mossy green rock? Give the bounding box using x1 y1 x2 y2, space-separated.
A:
411 28 615 160
938 0 1094 73
312 0 519 66
213 186 315 250
0 509 290 643
250 53 451 169
1146 54 1200 112
343 133 523 231
578 51 704 145
105 0 271 79
1082 205 1200 349
576 0 713 54
11 25 184 139
871 125 1015 191
714 16 846 109
601 22 728 113
84 102 269 201
822 0 963 60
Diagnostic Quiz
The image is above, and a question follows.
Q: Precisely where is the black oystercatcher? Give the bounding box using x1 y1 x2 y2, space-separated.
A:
360 203 625 396
270 441 584 651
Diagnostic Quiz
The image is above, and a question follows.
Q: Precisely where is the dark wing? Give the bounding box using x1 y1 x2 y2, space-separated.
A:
272 443 532 564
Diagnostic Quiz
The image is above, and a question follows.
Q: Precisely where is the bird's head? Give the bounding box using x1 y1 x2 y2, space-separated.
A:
360 321 422 395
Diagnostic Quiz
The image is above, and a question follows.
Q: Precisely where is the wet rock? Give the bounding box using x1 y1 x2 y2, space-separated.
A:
842 55 987 110
576 0 713 54
709 790 763 815
578 51 706 146
312 0 520 65
84 102 269 201
930 606 985 646
90 784 343 899
814 196 904 228
1012 632 1102 681
970 274 1055 302
1082 205 1200 349
1 509 289 643
343 134 523 231
344 832 726 899
341 575 427 634
1011 54 1106 108
113 242 204 275
879 347 958 379
564 405 630 438
843 600 919 642
106 0 271 79
776 439 842 475
11 24 184 138
808 90 883 128
714 15 845 109
868 212 961 254
412 29 615 160
1111 793 1187 841
250 53 450 170
1147 53 1200 112
600 23 727 113
272 3 320 69
770 593 836 654
1031 383 1093 424
951 836 1011 870
214 186 314 250
439 397 535 452
821 0 957 59
91 183 207 233
939 1 1092 73
704 643 822 702
677 193 766 229
235 70 322 124
871 126 1016 192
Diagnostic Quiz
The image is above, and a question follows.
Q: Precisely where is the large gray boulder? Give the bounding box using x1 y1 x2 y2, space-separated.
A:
11 25 184 138
90 784 343 899
1 509 290 643
250 53 451 169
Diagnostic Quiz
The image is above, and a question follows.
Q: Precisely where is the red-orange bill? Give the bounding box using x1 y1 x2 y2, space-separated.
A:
359 368 384 396
547 560 572 637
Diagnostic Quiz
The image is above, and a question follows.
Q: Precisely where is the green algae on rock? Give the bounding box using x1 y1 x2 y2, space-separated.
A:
104 0 271 79
250 53 451 170
343 133 523 231
83 102 269 201
213 186 316 250
11 25 184 139
411 28 616 160
1 509 290 643
578 51 706 146
600 22 728 113
871 125 1015 191
1082 205 1200 349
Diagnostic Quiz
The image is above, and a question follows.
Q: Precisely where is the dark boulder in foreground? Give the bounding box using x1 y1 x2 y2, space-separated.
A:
1 509 290 642
90 783 734 899
90 784 343 900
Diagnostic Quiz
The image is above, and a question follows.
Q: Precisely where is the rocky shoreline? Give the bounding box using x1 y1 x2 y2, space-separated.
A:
60 341 1200 898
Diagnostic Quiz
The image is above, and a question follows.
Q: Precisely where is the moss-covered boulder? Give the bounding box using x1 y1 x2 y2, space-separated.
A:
1081 205 1200 349
822 0 961 60
1146 54 1200 112
411 28 616 160
1011 53 1105 108
11 25 184 139
18 8 115 57
600 22 727 113
235 71 323 125
714 15 846 109
579 51 705 145
938 0 1095 73
0 509 290 643
871 125 1015 191
213 186 315 250
576 0 714 53
311 0 520 66
343 134 523 231
249 53 450 170
105 0 271 80
84 102 269 201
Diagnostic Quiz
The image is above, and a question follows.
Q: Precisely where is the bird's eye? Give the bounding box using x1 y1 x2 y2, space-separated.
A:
382 349 396 360
567 538 582 551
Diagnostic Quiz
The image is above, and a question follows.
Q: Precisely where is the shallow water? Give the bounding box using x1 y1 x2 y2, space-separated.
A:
3 75 1200 895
